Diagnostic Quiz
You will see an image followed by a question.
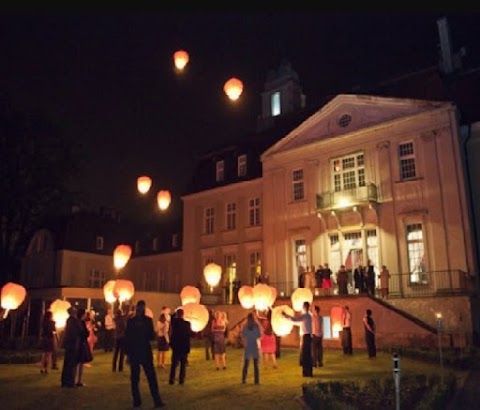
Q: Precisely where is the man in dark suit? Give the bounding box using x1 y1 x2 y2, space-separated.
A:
169 308 192 385
60 306 81 388
125 300 165 408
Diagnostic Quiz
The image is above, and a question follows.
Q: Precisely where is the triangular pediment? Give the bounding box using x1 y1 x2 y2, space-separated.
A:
262 94 450 158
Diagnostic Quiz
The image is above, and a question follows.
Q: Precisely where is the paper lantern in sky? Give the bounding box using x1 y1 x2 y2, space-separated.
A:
203 263 222 290
49 299 71 329
271 305 295 336
103 280 117 304
180 285 201 305
331 306 344 333
137 176 152 194
224 77 243 101
173 50 189 71
253 283 273 311
291 287 313 312
113 244 132 270
1 282 27 318
157 190 171 211
181 302 209 332
238 285 254 309
113 279 135 303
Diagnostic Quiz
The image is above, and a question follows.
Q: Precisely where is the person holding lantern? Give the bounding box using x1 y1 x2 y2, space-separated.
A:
40 310 57 374
168 308 192 385
241 312 262 384
212 310 227 370
282 301 313 377
61 306 81 388
112 308 127 372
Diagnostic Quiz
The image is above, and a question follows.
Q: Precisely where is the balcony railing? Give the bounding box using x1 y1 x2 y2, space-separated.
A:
316 182 378 211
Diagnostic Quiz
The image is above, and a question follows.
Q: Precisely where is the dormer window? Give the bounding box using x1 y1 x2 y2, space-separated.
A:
238 154 247 177
95 236 104 251
271 91 281 116
338 113 352 128
216 160 225 182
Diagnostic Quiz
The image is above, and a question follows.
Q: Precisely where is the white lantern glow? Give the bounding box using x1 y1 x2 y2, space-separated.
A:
224 77 243 101
238 285 254 309
173 50 189 71
103 280 117 304
113 279 135 303
137 176 152 194
267 286 278 307
271 305 295 336
1 282 27 318
291 287 313 312
180 285 201 305
253 283 273 311
157 190 171 211
203 263 222 289
50 299 71 329
181 302 209 332
113 244 132 270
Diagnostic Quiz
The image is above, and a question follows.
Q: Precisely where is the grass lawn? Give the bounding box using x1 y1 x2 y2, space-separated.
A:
0 339 466 410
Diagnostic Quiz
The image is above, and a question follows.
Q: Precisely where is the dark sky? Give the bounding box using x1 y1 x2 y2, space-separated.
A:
1 13 479 223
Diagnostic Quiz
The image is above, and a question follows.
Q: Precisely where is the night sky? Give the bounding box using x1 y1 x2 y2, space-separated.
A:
1 13 479 223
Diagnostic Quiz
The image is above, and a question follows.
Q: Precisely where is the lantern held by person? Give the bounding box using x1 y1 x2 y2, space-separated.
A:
291 287 313 312
157 190 171 211
253 283 273 312
103 280 117 304
331 306 344 334
173 50 189 71
49 299 72 329
181 302 209 332
137 176 152 194
271 305 295 336
238 285 254 309
180 285 201 305
1 282 27 319
203 263 222 291
113 244 132 270
113 279 135 304
224 77 243 101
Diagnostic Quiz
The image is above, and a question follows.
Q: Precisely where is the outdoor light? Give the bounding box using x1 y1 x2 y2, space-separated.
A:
203 263 222 290
238 285 255 309
173 50 189 71
113 279 135 304
182 302 209 332
291 287 313 312
113 244 132 270
224 77 243 101
103 280 117 304
157 190 171 211
50 299 71 329
271 305 295 336
180 285 201 305
137 176 152 194
1 282 27 318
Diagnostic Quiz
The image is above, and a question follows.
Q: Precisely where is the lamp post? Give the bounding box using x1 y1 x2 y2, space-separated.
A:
392 352 400 410
436 312 444 383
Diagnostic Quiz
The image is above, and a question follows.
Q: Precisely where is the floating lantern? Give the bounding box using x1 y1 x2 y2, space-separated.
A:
113 244 132 270
291 287 313 312
271 305 295 336
173 50 189 71
203 263 222 290
1 282 27 318
224 77 243 101
253 283 273 311
103 280 117 304
113 279 135 303
49 299 71 329
331 306 344 333
137 176 152 194
181 302 209 332
238 285 254 309
157 190 171 211
180 285 201 305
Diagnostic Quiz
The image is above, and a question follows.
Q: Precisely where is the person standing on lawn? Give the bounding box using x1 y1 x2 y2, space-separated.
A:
363 309 376 359
60 306 81 388
168 308 192 385
241 312 262 384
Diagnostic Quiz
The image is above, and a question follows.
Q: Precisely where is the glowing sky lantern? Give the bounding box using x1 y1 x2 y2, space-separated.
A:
49 299 71 329
113 279 135 303
238 285 254 309
331 306 344 334
267 286 278 307
253 283 273 311
271 305 295 336
173 50 189 71
180 285 201 305
224 77 243 101
103 280 117 304
203 263 222 290
113 244 132 270
1 282 27 318
181 302 209 332
157 190 171 211
137 176 152 194
291 287 313 312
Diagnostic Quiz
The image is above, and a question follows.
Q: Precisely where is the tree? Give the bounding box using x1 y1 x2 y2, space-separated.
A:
0 98 80 286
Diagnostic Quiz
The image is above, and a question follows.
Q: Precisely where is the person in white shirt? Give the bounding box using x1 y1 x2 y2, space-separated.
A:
311 305 323 367
283 301 313 377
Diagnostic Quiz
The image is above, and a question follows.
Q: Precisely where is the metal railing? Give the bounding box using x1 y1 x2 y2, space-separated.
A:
316 182 378 211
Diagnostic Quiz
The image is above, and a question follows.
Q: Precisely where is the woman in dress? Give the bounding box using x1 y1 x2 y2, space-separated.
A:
156 313 170 368
211 311 227 370
40 310 57 374
260 311 277 369
86 310 98 356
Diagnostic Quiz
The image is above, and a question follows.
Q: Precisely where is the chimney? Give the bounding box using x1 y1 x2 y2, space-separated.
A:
437 17 454 75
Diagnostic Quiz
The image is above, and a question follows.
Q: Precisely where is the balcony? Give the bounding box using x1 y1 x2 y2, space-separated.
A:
316 182 378 211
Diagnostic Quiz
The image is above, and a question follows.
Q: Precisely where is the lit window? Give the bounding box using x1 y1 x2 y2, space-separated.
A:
249 252 262 285
205 207 214 235
406 223 426 284
399 142 416 180
292 169 304 201
248 197 261 226
226 202 237 230
238 154 247 177
331 152 365 192
216 160 225 182
95 236 104 251
271 91 281 116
